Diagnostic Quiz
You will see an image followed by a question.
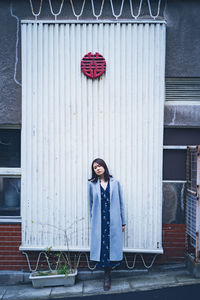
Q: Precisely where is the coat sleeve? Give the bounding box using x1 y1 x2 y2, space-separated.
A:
88 182 93 220
118 181 126 225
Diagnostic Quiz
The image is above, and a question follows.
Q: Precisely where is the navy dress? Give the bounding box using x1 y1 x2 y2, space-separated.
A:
96 179 121 270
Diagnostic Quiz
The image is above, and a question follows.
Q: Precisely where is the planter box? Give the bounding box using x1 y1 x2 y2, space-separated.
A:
29 270 77 288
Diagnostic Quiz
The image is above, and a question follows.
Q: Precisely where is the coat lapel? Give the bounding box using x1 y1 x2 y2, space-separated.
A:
109 177 114 200
96 178 101 204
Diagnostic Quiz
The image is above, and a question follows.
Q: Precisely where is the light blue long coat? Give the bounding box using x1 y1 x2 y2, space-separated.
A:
88 177 126 262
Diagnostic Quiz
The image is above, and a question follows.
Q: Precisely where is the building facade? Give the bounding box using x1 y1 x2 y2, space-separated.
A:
0 0 200 271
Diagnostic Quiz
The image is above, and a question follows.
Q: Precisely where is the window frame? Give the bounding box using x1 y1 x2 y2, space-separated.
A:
0 126 21 223
163 126 200 182
163 145 187 183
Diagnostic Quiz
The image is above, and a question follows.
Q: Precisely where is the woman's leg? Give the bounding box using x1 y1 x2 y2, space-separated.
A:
104 267 111 291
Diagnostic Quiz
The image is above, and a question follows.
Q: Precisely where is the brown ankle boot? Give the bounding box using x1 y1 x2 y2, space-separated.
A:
104 269 111 291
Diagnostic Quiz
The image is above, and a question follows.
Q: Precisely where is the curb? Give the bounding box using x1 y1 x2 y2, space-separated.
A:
0 263 187 285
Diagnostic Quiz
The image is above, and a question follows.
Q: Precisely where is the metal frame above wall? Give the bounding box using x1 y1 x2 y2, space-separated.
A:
21 20 166 24
27 0 164 21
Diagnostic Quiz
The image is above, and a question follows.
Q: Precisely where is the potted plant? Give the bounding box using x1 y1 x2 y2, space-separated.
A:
29 219 83 288
29 250 78 288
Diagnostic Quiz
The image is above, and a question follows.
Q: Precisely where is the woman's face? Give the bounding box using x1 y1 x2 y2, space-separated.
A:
93 162 105 176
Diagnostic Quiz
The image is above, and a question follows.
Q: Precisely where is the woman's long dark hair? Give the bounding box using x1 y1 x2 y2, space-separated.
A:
88 158 112 182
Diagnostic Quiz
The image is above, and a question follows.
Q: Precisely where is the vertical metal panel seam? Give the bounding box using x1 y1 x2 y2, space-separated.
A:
138 23 143 248
44 23 49 246
21 24 26 246
133 23 138 249
77 23 83 247
28 23 33 246
159 24 166 246
37 23 43 246
148 23 154 248
155 23 160 246
81 23 88 246
59 24 65 246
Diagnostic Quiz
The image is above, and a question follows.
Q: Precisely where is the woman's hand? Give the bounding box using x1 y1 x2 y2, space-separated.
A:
122 225 126 232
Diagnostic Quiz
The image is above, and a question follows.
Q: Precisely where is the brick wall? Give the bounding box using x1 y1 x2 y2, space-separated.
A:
0 224 25 270
161 224 186 263
0 224 186 271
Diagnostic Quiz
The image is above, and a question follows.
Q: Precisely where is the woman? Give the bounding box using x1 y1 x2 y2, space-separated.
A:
88 158 126 291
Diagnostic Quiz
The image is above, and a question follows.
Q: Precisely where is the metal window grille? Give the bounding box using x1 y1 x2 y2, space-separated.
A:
186 146 200 262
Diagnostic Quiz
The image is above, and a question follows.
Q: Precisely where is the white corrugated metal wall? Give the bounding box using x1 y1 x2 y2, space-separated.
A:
20 21 165 254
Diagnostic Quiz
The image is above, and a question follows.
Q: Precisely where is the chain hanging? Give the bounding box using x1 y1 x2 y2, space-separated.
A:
70 0 86 20
91 0 105 20
23 250 158 272
124 253 137 269
48 0 65 20
23 251 97 272
110 0 125 19
27 0 162 20
124 253 158 269
129 0 143 19
147 0 161 20
29 0 43 19
75 252 97 270
22 251 59 273
140 254 158 268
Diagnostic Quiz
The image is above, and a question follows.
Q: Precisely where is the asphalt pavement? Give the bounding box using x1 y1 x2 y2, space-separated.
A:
50 284 200 300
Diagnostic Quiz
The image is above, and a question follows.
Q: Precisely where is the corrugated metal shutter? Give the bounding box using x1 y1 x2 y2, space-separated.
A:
20 22 165 254
166 78 200 101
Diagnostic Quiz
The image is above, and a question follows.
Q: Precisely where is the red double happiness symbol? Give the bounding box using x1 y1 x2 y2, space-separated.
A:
81 52 106 79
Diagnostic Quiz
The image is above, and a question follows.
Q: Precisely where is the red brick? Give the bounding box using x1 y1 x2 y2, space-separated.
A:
0 237 21 242
0 242 21 246
0 232 21 237
0 246 20 251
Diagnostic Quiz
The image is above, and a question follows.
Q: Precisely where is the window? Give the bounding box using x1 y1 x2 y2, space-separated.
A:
163 128 200 181
163 149 186 180
0 128 21 222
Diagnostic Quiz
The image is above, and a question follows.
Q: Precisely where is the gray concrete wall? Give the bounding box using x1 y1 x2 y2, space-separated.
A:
164 104 200 127
164 0 200 77
0 1 21 124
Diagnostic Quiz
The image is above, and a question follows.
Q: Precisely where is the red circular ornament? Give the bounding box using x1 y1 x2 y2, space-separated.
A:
81 52 106 79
